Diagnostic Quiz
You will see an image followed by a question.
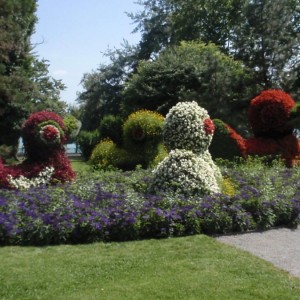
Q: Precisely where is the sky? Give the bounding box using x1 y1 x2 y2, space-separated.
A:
31 0 142 106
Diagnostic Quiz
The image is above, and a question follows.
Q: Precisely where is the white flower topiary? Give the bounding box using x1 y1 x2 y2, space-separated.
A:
151 149 220 196
163 101 215 154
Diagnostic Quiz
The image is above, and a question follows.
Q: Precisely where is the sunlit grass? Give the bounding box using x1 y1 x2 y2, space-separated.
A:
1 235 300 300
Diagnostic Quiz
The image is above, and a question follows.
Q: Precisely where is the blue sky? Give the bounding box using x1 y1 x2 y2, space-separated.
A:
32 0 142 106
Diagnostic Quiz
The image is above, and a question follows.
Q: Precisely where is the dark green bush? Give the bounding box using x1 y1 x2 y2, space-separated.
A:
210 119 246 160
77 130 100 160
99 114 123 146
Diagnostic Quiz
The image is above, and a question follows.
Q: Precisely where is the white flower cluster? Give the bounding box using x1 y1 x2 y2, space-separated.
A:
163 101 213 154
8 166 55 190
151 150 220 196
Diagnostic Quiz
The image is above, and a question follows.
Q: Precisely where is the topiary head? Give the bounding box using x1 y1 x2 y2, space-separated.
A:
163 101 215 154
248 89 295 138
22 111 67 158
123 110 165 165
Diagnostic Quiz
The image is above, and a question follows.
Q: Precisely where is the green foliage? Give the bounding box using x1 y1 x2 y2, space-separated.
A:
77 130 100 160
77 43 139 131
233 0 300 91
123 110 165 167
89 139 140 171
0 1 66 157
131 0 300 93
123 41 254 131
99 114 123 146
63 115 81 143
210 119 245 160
149 143 168 168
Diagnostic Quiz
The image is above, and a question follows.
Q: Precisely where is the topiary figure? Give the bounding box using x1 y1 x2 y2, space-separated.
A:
151 101 221 197
0 111 76 188
245 89 300 167
248 89 295 138
123 109 165 168
209 119 246 160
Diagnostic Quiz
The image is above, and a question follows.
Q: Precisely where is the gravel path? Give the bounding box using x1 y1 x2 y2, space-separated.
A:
215 227 300 278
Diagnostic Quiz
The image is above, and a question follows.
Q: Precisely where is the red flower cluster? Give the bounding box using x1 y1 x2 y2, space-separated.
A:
248 89 295 137
225 124 247 158
204 118 215 135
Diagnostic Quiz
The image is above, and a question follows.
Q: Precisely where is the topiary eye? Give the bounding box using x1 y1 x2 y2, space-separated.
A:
39 124 61 145
204 118 215 135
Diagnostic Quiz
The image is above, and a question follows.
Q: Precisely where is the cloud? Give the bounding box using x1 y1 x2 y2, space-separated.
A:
53 69 67 77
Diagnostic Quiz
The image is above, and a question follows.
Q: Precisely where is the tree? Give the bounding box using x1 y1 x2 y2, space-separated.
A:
0 0 66 158
123 41 256 132
232 0 300 92
77 42 139 131
130 0 300 93
127 0 175 60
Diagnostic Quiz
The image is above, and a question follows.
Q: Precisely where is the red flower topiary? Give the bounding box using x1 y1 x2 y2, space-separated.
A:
226 124 247 158
248 89 295 138
0 111 75 188
245 137 281 156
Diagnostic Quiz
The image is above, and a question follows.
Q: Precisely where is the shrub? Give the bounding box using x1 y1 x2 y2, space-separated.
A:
90 139 141 171
99 114 123 146
163 101 214 154
150 144 168 168
123 110 164 168
248 89 295 138
77 130 100 160
210 119 246 160
63 115 81 143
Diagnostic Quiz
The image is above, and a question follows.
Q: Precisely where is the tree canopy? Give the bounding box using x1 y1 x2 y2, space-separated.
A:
123 41 255 130
78 0 300 135
0 0 67 156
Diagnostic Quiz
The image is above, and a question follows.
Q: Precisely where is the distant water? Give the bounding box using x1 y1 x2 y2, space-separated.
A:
18 139 81 155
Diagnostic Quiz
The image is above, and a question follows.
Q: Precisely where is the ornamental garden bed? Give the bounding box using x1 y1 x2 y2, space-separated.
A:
0 157 299 246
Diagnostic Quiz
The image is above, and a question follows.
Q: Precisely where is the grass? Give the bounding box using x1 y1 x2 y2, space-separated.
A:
1 157 299 298
1 235 300 300
69 156 92 173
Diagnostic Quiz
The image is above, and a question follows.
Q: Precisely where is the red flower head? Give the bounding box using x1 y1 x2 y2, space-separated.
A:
248 89 295 137
204 118 215 135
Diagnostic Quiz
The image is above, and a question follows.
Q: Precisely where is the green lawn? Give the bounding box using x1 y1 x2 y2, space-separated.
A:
1 235 300 300
70 156 91 173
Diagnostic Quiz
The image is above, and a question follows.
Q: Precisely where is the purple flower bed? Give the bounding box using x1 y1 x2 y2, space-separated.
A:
0 165 299 246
